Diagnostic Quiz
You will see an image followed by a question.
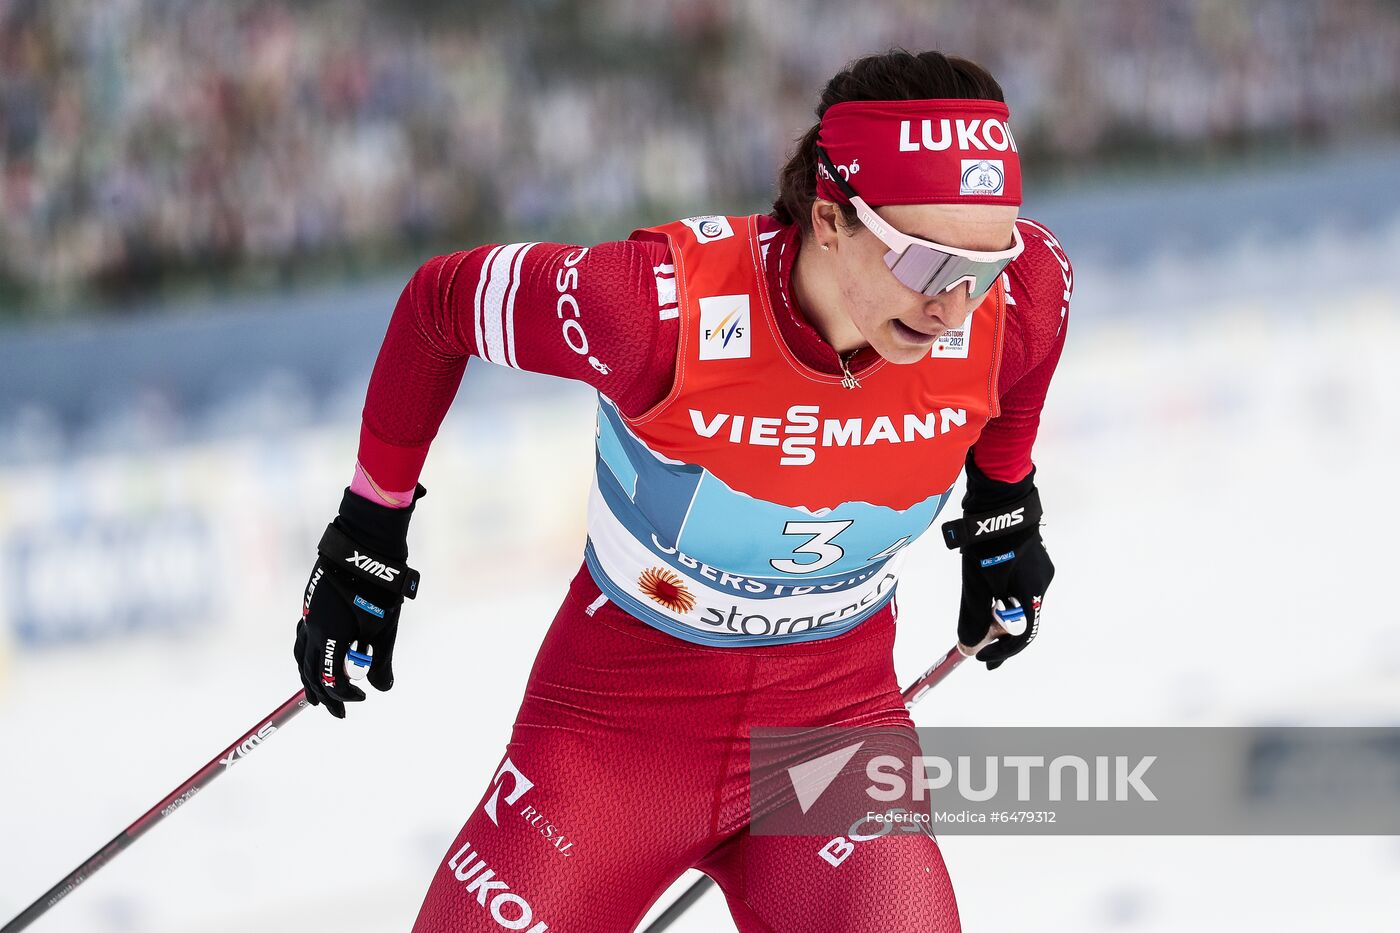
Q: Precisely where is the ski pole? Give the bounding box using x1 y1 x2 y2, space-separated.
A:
640 611 1018 933
1 652 374 933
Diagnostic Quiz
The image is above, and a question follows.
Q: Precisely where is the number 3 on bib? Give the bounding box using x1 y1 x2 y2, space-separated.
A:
770 520 854 574
770 520 915 575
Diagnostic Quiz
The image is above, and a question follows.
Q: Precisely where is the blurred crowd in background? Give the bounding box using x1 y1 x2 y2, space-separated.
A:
3 8 1400 929
1 0 1398 314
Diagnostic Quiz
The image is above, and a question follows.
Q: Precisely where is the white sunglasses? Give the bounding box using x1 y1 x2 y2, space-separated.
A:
817 146 1024 300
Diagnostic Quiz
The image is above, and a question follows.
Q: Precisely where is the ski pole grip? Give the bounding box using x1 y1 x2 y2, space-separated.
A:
345 649 372 681
958 617 1013 658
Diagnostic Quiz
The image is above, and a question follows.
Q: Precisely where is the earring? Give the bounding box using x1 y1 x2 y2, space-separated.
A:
820 244 831 252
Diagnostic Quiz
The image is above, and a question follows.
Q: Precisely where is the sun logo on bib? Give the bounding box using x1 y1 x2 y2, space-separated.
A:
638 567 696 614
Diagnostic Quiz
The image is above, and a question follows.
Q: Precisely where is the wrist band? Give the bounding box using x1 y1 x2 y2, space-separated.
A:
940 488 1042 550
317 524 421 598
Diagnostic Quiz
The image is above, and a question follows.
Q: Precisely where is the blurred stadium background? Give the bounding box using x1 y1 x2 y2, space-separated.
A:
2 0 1399 930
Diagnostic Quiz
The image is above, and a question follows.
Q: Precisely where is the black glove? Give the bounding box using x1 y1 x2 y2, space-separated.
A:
294 484 424 718
941 457 1053 671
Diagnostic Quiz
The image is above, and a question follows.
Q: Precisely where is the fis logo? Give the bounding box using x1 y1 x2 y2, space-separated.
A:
219 722 277 769
698 294 751 360
347 551 400 583
974 507 1024 537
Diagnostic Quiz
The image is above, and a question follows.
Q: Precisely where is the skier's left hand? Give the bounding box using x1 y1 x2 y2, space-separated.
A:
940 457 1054 671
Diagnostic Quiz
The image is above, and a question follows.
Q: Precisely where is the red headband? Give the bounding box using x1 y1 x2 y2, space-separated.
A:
814 98 1022 207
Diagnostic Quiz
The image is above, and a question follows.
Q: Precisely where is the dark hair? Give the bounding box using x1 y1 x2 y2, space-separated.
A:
772 50 1005 233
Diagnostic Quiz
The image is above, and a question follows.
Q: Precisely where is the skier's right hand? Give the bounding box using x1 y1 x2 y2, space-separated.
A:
294 485 425 718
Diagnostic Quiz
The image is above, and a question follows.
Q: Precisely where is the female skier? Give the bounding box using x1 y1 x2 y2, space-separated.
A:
294 50 1071 932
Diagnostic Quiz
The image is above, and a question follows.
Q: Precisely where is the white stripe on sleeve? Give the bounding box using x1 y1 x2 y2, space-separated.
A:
480 242 532 366
655 274 677 309
474 245 505 362
503 242 539 369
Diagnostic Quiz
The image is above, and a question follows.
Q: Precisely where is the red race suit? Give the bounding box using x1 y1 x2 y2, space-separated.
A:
355 213 1072 931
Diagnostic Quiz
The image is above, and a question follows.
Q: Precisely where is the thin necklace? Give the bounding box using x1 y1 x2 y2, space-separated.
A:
840 350 861 390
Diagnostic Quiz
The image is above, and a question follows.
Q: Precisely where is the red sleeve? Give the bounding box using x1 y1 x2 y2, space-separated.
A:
972 218 1074 484
355 239 678 499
